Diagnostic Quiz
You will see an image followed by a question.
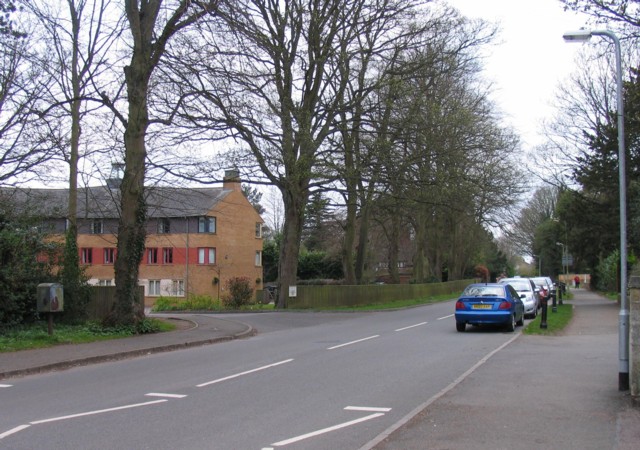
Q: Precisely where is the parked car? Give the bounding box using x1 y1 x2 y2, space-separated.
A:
498 277 539 318
530 276 553 304
455 283 525 332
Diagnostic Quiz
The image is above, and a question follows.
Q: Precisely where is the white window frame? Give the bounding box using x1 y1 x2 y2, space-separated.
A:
198 247 216 265
198 216 216 233
147 247 159 264
171 280 185 297
255 222 262 238
149 280 161 296
255 250 262 267
81 248 92 264
157 218 170 234
103 248 115 264
162 247 173 264
92 220 104 234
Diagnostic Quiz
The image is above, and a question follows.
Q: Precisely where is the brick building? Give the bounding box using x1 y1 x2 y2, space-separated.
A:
3 172 264 306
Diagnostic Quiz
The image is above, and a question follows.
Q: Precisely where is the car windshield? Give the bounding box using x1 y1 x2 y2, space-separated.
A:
462 286 504 297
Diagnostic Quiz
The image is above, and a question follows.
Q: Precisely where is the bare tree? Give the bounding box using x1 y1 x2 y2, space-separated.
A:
21 0 122 319
169 0 435 306
103 0 218 325
0 12 58 185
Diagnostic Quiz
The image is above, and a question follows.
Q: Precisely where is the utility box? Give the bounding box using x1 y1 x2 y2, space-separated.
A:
37 283 64 312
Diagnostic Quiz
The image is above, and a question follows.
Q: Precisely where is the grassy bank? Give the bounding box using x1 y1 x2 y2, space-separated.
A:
523 303 573 335
0 319 175 353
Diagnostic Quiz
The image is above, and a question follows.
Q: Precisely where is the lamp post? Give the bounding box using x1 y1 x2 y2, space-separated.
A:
563 29 629 391
555 242 566 278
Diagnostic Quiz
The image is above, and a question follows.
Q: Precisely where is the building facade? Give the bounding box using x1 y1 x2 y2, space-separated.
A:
4 173 264 306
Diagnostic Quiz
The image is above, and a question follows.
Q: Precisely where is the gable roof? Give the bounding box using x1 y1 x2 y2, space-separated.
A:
0 186 231 219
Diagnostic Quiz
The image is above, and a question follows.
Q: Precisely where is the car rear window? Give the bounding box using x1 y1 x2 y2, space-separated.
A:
507 281 529 291
462 286 504 297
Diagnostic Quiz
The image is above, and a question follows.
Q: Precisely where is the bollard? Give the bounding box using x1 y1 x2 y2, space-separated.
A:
552 287 557 313
558 283 563 305
540 297 548 329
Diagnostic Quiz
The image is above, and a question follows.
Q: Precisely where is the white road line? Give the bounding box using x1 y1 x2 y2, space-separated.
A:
437 314 454 320
146 393 187 399
271 413 385 447
359 332 521 450
395 322 427 331
0 425 30 440
0 384 13 388
196 359 294 387
345 406 392 412
30 399 167 425
327 335 379 350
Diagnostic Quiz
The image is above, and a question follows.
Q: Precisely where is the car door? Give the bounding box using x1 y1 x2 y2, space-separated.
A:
508 285 524 319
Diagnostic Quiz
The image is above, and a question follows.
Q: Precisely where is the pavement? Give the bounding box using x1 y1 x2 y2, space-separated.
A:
0 314 255 380
1 289 639 449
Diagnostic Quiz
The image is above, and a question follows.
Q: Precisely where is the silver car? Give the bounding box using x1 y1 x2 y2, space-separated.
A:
531 276 554 303
499 277 539 318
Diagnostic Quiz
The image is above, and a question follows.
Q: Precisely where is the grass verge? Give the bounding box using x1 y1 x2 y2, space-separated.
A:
0 319 175 353
523 303 573 335
309 293 459 311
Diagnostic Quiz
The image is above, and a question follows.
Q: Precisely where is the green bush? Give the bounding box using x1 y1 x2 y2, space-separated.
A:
152 295 221 312
0 215 59 331
222 276 253 309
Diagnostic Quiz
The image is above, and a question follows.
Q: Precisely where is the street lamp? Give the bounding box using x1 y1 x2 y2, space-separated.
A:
555 242 565 278
563 29 629 391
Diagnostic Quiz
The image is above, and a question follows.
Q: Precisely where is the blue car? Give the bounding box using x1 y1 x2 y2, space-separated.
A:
455 283 525 332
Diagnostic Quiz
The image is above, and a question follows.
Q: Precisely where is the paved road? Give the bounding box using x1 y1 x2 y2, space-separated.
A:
1 301 522 449
1 289 638 449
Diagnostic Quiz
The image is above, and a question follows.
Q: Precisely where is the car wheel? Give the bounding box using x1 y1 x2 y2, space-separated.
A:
456 322 466 332
516 314 524 327
506 314 515 332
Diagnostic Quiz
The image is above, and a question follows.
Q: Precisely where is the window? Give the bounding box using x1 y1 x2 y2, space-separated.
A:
171 280 185 297
198 247 216 265
149 280 161 296
103 248 116 264
255 250 262 267
81 248 93 264
157 218 170 234
255 222 262 238
147 248 158 264
163 247 173 264
92 220 104 234
98 279 112 286
198 216 216 233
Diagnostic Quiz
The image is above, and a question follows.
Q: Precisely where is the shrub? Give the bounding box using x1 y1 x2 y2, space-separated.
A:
222 276 253 309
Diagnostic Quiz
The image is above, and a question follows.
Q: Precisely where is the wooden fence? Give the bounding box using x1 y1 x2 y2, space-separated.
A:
257 279 474 309
87 286 145 321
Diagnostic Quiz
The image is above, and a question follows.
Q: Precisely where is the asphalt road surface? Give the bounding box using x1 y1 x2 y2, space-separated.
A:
0 300 525 449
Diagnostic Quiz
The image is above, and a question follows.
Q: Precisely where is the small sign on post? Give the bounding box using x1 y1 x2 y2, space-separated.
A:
37 283 64 335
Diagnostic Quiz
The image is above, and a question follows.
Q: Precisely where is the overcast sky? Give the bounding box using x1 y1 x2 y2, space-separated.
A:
444 0 591 148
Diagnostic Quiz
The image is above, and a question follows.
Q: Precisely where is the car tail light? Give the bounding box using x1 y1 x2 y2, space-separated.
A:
455 301 465 310
498 301 511 310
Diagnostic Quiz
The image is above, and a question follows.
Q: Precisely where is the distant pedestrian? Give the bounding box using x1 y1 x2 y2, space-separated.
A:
574 275 580 288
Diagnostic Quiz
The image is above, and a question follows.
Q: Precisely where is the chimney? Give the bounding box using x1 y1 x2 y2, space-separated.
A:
223 169 241 191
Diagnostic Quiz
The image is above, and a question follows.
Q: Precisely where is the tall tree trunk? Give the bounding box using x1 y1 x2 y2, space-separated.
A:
342 194 357 284
112 60 148 325
277 184 308 308
61 1 84 322
354 201 371 284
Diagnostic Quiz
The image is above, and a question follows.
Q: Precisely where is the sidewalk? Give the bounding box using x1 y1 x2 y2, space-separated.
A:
369 289 640 450
0 314 255 380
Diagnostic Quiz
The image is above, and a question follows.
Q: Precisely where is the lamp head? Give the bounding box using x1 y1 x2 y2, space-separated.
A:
563 29 592 42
